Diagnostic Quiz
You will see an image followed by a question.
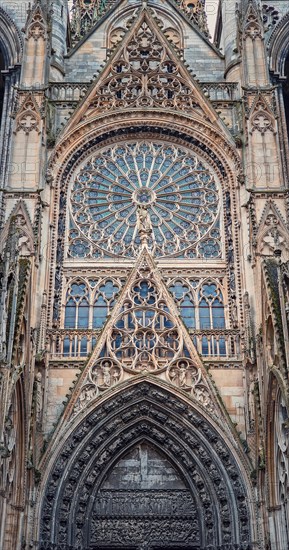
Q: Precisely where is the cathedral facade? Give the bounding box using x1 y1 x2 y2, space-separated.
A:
0 0 289 548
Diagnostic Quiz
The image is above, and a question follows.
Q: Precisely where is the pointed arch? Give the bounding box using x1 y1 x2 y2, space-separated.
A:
36 380 255 549
268 12 289 78
0 375 26 549
0 200 35 256
266 373 289 550
0 7 23 67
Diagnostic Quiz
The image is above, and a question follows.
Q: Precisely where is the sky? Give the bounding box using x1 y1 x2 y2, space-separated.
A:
67 0 220 38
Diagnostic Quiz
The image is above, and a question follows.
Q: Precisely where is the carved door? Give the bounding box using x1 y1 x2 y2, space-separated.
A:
88 442 200 549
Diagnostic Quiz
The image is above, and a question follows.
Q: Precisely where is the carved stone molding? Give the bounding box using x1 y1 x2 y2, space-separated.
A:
37 382 253 549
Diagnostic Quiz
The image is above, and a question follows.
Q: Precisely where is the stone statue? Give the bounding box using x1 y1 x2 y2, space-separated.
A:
179 364 187 387
137 206 152 244
35 371 43 422
102 362 111 387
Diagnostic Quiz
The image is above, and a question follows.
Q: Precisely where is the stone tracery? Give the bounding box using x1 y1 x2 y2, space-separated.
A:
68 141 222 259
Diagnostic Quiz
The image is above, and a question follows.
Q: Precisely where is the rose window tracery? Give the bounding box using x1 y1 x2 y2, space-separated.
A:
69 142 221 259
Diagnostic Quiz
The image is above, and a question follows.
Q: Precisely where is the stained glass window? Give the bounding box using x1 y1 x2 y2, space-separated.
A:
64 278 122 330
169 279 225 331
68 141 222 259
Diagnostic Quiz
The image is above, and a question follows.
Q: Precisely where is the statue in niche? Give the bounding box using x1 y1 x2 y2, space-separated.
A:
35 371 43 423
179 363 187 387
248 372 257 431
102 362 111 387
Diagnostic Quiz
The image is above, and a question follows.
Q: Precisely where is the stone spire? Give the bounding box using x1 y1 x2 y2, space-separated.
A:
70 0 114 45
176 0 210 37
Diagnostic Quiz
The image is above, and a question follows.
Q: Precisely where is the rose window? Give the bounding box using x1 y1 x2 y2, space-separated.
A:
68 141 221 259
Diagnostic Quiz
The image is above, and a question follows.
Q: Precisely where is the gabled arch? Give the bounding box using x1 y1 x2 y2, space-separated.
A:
36 380 255 549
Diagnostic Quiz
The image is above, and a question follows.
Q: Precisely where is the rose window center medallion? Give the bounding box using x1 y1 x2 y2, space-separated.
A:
133 187 156 206
69 141 221 259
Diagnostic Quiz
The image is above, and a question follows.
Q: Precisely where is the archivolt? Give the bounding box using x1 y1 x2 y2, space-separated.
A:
50 111 240 190
268 12 289 77
37 381 254 549
0 7 23 67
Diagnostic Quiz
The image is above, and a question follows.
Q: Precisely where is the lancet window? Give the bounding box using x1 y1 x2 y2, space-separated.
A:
168 279 226 330
64 278 123 329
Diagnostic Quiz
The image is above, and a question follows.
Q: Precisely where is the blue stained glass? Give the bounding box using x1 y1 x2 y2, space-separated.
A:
212 302 225 328
63 337 70 356
64 299 76 328
93 296 107 328
181 301 196 328
199 299 211 329
99 280 119 298
78 299 89 328
70 142 221 259
80 337 87 357
202 337 209 356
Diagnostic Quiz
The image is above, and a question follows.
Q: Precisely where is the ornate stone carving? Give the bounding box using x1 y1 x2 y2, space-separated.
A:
26 4 47 41
167 357 215 412
83 12 211 120
70 0 115 45
74 357 122 413
68 141 221 260
176 0 210 37
13 93 41 135
40 383 251 548
243 3 263 40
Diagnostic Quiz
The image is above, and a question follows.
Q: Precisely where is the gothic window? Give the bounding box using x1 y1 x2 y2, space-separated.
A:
68 141 222 260
0 48 4 124
169 279 225 330
64 281 89 329
198 283 225 329
283 52 289 142
168 279 226 356
64 278 122 331
169 280 196 329
93 279 119 328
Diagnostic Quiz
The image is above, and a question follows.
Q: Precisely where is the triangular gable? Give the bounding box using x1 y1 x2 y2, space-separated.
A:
257 200 288 235
25 0 47 40
13 92 42 135
0 200 35 256
243 0 263 38
65 249 219 418
61 7 230 138
257 201 289 257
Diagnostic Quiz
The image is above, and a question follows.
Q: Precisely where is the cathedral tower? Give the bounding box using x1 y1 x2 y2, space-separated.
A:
0 0 289 548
